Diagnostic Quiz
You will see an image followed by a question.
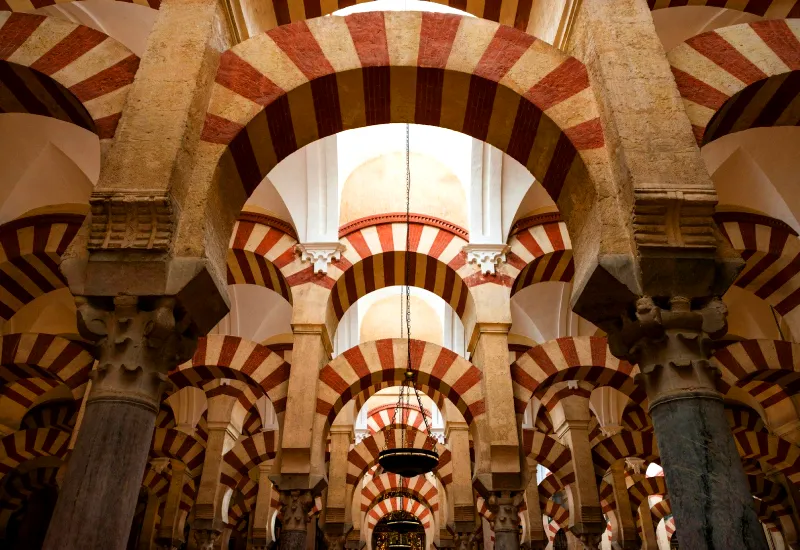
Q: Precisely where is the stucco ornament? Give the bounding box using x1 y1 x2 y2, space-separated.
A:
463 244 510 275
296 242 346 274
279 490 315 531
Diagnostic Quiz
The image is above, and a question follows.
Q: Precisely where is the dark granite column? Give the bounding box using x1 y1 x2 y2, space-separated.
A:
42 296 197 550
611 296 768 550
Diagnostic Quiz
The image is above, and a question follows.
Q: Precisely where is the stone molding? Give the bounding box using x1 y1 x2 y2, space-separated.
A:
338 213 469 241
463 244 510 275
88 191 174 251
508 212 561 237
296 242 346 274
713 210 799 236
239 211 299 240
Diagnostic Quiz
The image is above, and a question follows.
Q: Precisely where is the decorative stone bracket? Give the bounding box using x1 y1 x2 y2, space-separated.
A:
88 191 174 251
463 244 509 275
296 243 346 274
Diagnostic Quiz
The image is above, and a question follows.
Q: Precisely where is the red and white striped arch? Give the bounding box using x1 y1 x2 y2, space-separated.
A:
0 466 59 536
541 498 569 526
0 333 94 392
0 377 64 429
0 13 139 143
627 476 667 511
537 380 593 412
0 214 83 322
19 400 75 432
170 335 291 417
318 339 483 432
510 336 642 415
667 20 800 145
592 431 660 476
220 430 278 488
201 12 604 222
712 339 800 426
717 215 800 330
329 222 485 323
365 496 433 530
726 406 767 434
228 217 304 304
734 430 800 483
649 0 800 17
150 428 206 478
521 429 574 485
506 220 573 297
347 426 451 489
0 427 70 478
361 473 439 513
367 404 431 434
748 475 794 518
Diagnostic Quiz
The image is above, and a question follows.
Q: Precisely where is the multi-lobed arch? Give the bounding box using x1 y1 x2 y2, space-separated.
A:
0 13 139 144
169 334 291 418
506 218 573 297
716 214 800 331
317 339 484 433
667 19 800 145
510 336 642 415
360 473 439 513
200 12 604 231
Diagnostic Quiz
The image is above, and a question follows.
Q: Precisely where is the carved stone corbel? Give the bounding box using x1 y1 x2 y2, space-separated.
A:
463 244 509 275
88 191 174 251
296 242 346 274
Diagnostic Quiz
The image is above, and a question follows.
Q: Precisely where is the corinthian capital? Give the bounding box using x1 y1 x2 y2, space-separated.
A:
278 490 316 532
76 295 198 411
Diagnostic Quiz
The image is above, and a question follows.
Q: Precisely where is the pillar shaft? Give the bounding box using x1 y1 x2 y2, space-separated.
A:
325 426 353 526
604 460 637 549
522 463 546 550
43 296 196 550
446 417 476 534
157 460 192 549
252 462 276 549
550 397 604 544
139 491 161 550
637 501 658 550
470 324 521 490
614 297 768 550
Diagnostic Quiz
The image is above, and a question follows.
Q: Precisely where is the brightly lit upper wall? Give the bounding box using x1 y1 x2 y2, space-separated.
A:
359 292 444 346
339 151 468 230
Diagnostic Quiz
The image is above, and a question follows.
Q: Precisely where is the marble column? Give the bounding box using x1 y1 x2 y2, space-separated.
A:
277 489 316 550
446 412 477 539
42 296 196 550
604 460 638 549
522 459 546 550
251 462 276 549
637 501 658 550
190 395 241 548
611 297 768 550
550 396 604 546
138 491 161 550
156 460 192 550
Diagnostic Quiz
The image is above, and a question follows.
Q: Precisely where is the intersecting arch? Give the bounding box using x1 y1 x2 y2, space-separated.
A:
220 430 278 488
365 496 433 530
0 13 139 144
506 220 573 296
649 0 800 18
667 20 800 145
200 11 606 257
0 427 70 479
591 431 660 476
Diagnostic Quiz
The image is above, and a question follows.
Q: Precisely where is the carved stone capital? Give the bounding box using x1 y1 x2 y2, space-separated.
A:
296 242 346 274
486 491 523 533
463 244 509 275
454 532 472 550
193 528 221 550
278 489 316 532
607 295 727 409
88 191 174 251
625 457 646 475
325 534 345 550
76 295 198 412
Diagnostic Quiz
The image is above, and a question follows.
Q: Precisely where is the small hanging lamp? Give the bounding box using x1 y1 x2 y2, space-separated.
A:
388 533 412 550
377 125 440 478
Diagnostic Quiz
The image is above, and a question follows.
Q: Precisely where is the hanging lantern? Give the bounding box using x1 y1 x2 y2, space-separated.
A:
385 511 422 534
378 125 440 478
388 533 412 550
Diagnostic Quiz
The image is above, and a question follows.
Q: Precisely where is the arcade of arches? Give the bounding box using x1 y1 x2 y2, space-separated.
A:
2 0 800 549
